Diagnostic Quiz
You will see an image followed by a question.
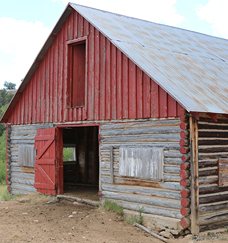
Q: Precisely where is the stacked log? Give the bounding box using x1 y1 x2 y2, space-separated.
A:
6 123 12 192
179 114 191 228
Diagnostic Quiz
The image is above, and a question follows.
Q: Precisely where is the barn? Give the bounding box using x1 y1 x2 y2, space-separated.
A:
1 2 228 235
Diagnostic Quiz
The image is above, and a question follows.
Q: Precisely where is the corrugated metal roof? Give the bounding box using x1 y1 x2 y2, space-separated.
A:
70 3 228 114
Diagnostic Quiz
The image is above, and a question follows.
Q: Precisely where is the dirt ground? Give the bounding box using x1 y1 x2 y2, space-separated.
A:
0 194 228 243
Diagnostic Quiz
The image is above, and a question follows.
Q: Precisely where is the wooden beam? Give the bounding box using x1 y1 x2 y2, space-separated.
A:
191 112 200 120
110 146 114 184
189 116 199 235
206 113 217 122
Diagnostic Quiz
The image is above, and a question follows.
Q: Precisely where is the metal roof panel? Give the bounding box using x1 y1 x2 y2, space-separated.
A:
71 3 228 114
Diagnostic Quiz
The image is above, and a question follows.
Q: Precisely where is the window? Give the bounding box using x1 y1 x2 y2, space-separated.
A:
18 145 36 167
119 147 164 180
67 37 87 108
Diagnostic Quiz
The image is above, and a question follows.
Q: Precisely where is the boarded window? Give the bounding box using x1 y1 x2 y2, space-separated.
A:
70 42 86 107
218 158 228 187
119 147 163 180
18 145 36 167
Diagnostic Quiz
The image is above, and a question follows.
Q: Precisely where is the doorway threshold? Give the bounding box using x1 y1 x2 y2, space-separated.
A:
57 194 100 207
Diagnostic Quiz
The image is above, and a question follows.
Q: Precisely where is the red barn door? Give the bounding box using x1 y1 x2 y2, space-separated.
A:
34 127 63 195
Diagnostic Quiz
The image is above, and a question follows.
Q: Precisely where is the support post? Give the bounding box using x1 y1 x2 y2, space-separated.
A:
190 116 199 235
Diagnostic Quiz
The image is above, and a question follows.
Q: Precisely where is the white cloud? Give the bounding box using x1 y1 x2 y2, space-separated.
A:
53 0 184 26
0 18 50 88
196 0 228 38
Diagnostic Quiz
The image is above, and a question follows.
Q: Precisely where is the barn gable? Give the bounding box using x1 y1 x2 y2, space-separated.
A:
1 4 183 125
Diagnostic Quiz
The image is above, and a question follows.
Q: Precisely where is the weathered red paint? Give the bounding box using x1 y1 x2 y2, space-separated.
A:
180 170 187 179
181 189 188 198
180 131 186 138
180 179 187 187
179 139 186 146
181 207 188 216
6 10 184 125
181 198 189 207
180 122 186 130
34 128 63 195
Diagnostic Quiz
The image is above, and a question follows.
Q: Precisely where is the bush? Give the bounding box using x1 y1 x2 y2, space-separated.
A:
0 131 6 184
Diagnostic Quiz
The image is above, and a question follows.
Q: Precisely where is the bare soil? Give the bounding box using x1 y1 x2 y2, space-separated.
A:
0 193 228 243
0 194 157 243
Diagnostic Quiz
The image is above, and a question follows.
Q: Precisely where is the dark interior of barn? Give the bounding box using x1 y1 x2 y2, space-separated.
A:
62 126 99 201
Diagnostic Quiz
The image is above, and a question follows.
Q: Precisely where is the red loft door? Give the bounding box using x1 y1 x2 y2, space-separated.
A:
34 128 63 195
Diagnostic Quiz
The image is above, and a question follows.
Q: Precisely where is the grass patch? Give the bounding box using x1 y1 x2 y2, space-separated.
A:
0 185 17 201
220 238 228 241
103 199 124 215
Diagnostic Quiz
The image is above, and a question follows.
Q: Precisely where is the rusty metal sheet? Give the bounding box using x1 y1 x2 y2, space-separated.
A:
72 3 228 114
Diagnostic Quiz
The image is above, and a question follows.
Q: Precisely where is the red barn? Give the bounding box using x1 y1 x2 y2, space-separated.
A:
2 2 228 235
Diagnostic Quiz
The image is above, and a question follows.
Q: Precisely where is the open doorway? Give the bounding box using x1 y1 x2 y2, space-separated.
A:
62 126 99 201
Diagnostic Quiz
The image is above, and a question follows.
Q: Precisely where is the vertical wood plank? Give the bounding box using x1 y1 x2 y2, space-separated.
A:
136 66 143 119
110 145 114 184
73 11 78 39
84 17 89 36
168 94 177 117
142 74 150 118
116 49 122 119
94 28 100 120
151 79 159 118
24 86 28 124
36 69 41 123
177 103 184 117
49 45 54 123
45 48 50 123
88 24 95 120
99 33 106 120
57 28 63 123
53 37 58 123
128 60 136 118
62 20 67 122
122 54 128 118
111 44 117 120
32 72 37 124
159 86 167 118
28 78 32 124
67 13 73 122
105 38 111 120
40 60 45 123
190 116 199 235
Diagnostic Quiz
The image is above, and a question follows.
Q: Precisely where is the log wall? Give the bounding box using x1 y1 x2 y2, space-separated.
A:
7 123 53 194
198 115 228 228
100 118 186 221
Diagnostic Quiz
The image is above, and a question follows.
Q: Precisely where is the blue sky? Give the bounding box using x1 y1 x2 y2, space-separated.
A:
0 0 227 89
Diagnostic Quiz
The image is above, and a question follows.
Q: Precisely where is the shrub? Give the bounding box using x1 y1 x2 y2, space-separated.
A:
0 131 6 184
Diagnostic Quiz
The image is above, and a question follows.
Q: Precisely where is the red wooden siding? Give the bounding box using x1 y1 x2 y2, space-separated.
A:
8 11 183 125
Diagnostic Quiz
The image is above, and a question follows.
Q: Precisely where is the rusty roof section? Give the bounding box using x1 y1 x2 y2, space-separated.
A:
1 3 228 122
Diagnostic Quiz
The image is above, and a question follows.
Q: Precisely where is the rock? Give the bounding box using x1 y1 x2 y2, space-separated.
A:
68 215 73 218
170 229 179 235
159 231 174 239
72 212 77 214
155 227 162 233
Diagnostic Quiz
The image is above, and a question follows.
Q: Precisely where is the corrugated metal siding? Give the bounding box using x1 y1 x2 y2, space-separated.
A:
198 115 228 228
100 119 184 220
7 11 183 125
8 123 53 194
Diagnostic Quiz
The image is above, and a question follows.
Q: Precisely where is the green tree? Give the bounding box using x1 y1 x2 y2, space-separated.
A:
0 104 8 137
3 81 16 90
